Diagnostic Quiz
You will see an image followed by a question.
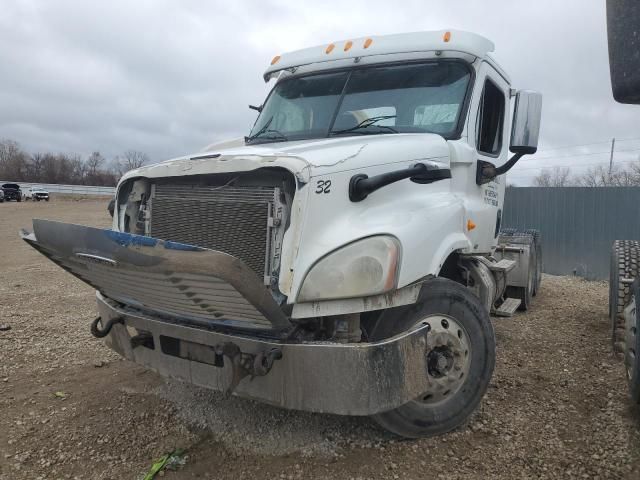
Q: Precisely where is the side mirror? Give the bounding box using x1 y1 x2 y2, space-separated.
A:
607 0 640 104
477 90 542 185
510 90 542 155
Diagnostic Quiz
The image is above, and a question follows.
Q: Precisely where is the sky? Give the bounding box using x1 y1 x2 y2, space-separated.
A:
1 0 639 185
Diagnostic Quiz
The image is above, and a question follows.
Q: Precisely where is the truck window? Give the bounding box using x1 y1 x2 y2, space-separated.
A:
333 63 470 137
248 61 471 144
476 79 505 155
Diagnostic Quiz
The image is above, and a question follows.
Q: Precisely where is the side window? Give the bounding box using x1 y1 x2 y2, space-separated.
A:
476 78 505 156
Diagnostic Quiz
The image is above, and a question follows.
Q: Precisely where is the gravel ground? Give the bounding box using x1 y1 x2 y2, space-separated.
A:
1 198 639 479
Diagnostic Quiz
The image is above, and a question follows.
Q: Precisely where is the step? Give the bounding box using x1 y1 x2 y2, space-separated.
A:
493 297 521 317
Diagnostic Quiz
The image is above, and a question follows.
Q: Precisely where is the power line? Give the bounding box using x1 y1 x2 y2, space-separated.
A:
512 153 640 171
519 146 640 162
535 136 640 154
509 158 640 175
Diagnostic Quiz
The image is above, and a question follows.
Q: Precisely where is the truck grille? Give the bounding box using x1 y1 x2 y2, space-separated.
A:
149 184 278 278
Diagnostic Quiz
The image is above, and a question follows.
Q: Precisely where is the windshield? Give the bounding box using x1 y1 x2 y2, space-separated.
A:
247 61 471 144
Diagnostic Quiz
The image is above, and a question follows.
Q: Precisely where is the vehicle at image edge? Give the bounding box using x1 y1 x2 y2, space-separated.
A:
23 187 50 201
0 189 4 202
20 30 543 438
2 183 22 202
606 0 640 404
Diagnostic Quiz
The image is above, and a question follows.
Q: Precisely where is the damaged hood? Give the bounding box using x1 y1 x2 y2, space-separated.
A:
120 133 450 184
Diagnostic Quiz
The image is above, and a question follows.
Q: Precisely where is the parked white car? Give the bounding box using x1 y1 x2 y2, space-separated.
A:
24 187 50 201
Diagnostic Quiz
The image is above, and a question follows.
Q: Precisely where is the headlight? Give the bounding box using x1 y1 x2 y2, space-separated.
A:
298 236 400 302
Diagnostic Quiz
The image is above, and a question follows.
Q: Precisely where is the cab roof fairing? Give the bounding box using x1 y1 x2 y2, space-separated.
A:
263 30 497 81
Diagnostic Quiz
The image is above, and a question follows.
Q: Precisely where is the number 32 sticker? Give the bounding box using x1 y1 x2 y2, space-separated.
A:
315 180 331 194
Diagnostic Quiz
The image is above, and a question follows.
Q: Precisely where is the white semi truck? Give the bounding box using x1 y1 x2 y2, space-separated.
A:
21 30 542 438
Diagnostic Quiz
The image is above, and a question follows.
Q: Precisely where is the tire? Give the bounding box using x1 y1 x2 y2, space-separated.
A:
626 280 640 403
17 196 21 202
45 198 49 202
524 229 542 295
610 241 640 356
369 277 496 438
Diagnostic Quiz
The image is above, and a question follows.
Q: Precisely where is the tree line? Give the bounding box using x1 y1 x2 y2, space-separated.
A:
0 139 149 186
529 158 640 187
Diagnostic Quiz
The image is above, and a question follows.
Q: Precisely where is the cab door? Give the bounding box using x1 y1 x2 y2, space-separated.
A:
465 61 511 251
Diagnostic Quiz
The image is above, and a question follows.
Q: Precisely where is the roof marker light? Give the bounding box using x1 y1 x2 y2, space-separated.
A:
270 55 281 65
344 40 353 52
363 38 373 49
326 43 335 54
443 31 451 42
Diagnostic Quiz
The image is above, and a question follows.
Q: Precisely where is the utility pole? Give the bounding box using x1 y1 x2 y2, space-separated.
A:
609 137 616 175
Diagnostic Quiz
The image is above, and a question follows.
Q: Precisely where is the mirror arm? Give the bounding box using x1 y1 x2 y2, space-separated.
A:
249 104 263 112
476 153 524 185
350 163 451 202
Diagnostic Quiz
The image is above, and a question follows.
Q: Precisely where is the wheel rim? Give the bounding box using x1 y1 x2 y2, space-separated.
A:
413 314 472 405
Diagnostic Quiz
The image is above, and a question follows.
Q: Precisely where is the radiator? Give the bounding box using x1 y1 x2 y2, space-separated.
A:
149 184 281 280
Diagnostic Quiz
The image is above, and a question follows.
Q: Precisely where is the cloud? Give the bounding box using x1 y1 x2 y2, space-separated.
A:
0 0 638 184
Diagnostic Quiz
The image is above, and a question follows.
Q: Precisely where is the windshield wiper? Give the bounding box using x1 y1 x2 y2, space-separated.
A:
245 116 289 143
330 115 399 135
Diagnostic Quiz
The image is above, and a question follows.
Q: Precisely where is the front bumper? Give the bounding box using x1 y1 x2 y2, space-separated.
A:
98 292 430 415
21 219 432 415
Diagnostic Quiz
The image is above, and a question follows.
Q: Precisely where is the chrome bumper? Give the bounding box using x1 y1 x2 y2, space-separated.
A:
20 219 290 331
97 293 430 416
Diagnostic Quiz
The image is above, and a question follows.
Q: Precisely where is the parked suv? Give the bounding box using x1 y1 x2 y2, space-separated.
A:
1 183 22 202
24 187 50 201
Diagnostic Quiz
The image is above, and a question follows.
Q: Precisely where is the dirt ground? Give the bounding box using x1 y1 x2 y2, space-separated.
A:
1 198 639 480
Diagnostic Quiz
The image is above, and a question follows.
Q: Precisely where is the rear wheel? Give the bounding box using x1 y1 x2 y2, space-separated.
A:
610 241 640 356
626 280 640 403
369 278 495 438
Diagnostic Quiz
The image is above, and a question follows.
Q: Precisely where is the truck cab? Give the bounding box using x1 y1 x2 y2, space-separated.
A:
21 30 542 438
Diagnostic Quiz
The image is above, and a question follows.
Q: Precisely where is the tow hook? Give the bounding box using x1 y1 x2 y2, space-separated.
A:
90 316 124 338
214 342 283 395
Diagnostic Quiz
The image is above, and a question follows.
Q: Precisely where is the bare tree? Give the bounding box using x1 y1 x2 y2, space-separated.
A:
0 139 29 181
28 153 46 182
112 150 149 178
533 166 572 187
86 151 104 175
0 139 120 186
69 155 88 184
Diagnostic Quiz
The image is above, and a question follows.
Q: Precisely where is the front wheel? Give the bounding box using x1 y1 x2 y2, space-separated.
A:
369 277 496 438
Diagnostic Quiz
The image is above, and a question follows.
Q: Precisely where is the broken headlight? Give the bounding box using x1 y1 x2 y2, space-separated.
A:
297 236 400 302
